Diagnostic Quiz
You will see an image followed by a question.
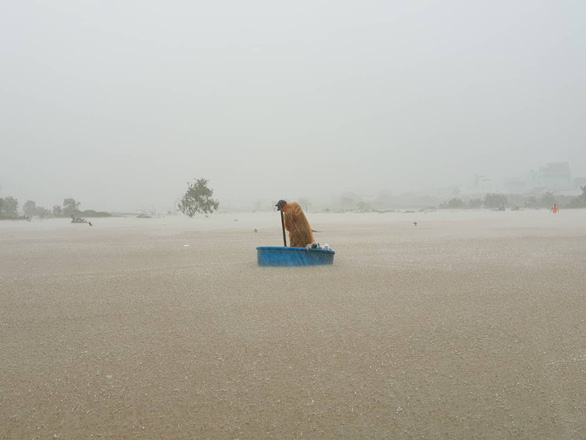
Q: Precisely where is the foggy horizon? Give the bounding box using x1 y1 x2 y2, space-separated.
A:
2 1 585 212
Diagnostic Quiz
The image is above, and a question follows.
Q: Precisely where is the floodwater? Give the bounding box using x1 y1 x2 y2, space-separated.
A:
1 210 586 439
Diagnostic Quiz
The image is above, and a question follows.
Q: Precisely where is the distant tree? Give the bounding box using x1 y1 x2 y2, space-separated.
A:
52 205 63 216
567 186 586 208
0 196 19 217
339 197 355 210
81 209 112 218
524 196 539 209
23 200 37 217
467 198 483 209
356 201 372 212
483 193 508 210
579 186 586 204
338 192 358 210
540 192 556 208
178 178 219 217
63 198 80 216
37 207 51 218
440 198 466 209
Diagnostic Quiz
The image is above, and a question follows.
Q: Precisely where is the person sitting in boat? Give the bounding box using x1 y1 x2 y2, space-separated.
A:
276 200 315 248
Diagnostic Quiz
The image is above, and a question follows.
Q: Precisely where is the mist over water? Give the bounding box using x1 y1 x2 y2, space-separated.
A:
1 1 585 212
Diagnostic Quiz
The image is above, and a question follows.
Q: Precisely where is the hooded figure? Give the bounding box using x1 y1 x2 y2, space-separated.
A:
276 200 315 248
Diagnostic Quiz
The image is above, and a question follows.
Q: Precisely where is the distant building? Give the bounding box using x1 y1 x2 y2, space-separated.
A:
527 162 572 190
473 174 493 191
504 178 526 193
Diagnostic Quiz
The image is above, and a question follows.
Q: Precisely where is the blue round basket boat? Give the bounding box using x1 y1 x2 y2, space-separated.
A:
257 246 335 266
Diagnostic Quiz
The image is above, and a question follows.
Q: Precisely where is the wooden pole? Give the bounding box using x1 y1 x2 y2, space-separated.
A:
280 210 287 247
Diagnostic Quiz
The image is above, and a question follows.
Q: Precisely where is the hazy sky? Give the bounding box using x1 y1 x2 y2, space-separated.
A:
2 0 585 211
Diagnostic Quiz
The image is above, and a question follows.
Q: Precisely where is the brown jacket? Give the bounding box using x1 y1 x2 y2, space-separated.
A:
282 202 315 248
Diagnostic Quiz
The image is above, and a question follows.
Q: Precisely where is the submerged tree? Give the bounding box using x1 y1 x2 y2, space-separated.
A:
483 193 508 210
467 198 483 209
0 196 19 217
439 198 466 209
23 200 37 217
22 200 51 218
52 205 63 216
540 192 556 208
568 186 586 208
63 198 81 216
578 186 586 205
178 178 219 217
37 207 50 218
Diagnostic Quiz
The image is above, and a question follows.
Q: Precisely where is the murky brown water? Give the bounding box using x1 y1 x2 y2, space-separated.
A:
2 211 586 439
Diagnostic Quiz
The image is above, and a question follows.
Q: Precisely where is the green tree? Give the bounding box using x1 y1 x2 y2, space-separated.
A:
63 198 80 216
23 200 37 217
0 196 19 217
178 178 219 217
